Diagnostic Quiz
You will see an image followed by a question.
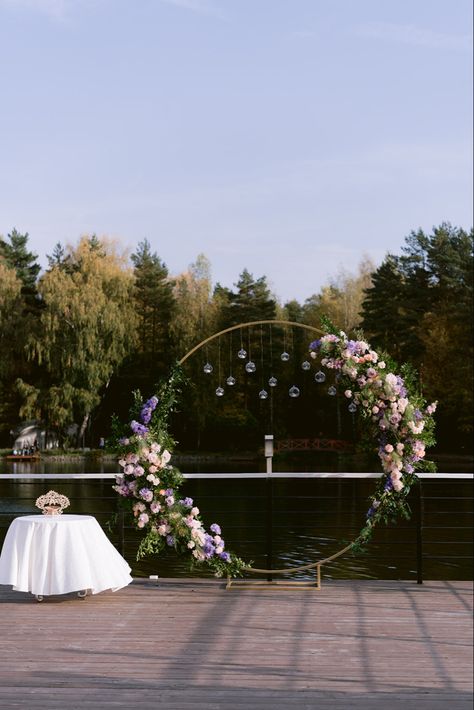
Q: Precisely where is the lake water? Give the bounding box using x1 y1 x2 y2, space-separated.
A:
0 454 472 582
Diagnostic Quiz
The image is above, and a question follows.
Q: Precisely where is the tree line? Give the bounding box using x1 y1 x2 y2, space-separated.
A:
0 223 472 452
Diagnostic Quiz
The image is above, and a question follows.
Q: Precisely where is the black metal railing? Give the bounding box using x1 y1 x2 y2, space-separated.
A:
0 472 472 583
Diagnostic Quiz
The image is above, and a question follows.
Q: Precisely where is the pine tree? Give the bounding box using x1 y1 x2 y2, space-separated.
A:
130 239 176 380
0 229 41 314
221 268 276 327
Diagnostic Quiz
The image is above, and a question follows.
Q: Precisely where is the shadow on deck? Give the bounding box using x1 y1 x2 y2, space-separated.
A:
0 579 472 709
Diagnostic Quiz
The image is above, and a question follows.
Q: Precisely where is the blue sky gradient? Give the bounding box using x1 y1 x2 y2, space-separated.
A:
0 0 472 302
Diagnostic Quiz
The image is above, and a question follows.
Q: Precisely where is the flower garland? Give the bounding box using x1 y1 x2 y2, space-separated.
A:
111 323 438 577
309 321 437 547
110 367 247 578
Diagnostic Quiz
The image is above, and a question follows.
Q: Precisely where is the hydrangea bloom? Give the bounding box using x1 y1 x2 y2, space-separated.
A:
309 328 437 545
112 383 247 578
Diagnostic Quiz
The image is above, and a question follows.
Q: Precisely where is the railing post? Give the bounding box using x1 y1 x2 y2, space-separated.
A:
416 482 424 585
265 435 274 582
266 476 273 582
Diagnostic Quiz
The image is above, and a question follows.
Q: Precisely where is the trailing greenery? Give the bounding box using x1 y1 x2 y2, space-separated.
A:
110 369 248 577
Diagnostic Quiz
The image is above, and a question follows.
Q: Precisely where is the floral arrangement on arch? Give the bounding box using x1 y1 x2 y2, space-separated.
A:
110 367 247 578
309 319 437 546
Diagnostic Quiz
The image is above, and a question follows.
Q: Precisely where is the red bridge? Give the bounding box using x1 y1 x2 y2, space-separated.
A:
274 438 353 453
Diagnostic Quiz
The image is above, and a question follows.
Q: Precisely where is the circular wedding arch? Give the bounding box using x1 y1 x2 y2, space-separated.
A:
178 318 324 366
176 319 356 586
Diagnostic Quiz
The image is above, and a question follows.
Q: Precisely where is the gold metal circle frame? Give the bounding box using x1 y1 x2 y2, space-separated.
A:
178 319 356 590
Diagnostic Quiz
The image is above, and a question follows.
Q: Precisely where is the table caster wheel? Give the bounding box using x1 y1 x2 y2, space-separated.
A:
77 590 87 598
35 595 44 602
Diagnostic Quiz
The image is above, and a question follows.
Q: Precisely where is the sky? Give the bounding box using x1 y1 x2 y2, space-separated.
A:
0 0 472 304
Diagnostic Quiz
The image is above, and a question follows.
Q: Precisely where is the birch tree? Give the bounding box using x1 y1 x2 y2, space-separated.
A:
17 236 138 446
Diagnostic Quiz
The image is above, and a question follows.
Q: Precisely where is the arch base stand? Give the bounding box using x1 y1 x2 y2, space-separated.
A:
226 563 321 591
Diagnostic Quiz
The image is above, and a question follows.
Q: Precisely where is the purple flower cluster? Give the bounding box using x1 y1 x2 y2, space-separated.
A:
130 420 149 436
140 395 159 425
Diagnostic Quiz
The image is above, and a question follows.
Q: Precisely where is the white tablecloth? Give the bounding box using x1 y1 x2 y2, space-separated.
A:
0 514 133 596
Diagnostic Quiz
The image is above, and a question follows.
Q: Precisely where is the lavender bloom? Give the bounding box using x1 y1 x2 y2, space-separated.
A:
139 487 153 502
203 540 216 558
309 339 321 350
140 406 152 424
404 463 414 474
165 488 174 496
384 478 393 491
141 396 159 423
219 552 230 562
182 497 193 507
130 420 149 436
210 523 221 535
166 535 175 547
148 396 159 409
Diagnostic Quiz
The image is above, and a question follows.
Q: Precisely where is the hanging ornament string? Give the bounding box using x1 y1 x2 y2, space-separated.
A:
216 337 224 397
268 324 277 388
203 343 213 374
245 327 256 373
259 324 268 399
281 327 289 361
288 326 300 398
227 332 236 386
238 327 247 360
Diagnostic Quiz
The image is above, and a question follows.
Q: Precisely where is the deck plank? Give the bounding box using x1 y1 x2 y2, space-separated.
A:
0 579 472 709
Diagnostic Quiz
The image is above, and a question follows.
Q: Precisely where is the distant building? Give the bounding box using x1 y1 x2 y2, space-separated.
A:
10 421 59 451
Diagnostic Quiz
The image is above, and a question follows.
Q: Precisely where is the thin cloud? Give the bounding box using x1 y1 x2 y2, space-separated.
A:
158 0 225 19
0 0 71 21
355 21 472 52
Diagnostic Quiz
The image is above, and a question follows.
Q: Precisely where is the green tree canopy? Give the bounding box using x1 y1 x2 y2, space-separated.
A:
130 239 176 381
219 268 277 328
360 223 473 442
17 236 138 445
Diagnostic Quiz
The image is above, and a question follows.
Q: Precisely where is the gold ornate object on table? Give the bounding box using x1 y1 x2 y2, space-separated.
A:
35 490 70 515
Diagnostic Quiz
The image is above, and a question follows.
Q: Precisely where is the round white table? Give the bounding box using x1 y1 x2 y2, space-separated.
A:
0 514 133 598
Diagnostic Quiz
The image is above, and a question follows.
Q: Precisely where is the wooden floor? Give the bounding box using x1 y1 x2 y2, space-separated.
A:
0 579 472 709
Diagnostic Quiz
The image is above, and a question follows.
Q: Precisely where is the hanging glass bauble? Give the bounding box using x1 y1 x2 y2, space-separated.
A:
348 402 357 413
314 370 326 383
289 385 300 398
280 351 290 362
237 348 247 359
268 376 278 387
328 385 337 396
301 360 311 371
226 375 236 386
215 386 225 397
203 363 213 374
259 389 269 400
245 361 256 373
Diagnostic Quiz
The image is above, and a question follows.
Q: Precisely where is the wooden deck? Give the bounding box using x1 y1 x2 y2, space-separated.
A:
0 579 472 709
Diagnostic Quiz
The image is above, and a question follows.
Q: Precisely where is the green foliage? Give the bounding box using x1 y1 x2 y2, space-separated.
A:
360 223 473 442
130 239 176 381
315 317 438 550
109 370 248 578
219 268 277 328
17 236 138 444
